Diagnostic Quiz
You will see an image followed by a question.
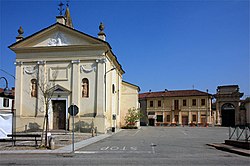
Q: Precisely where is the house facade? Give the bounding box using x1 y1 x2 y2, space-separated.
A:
9 7 139 133
0 88 14 138
120 81 140 127
139 89 212 126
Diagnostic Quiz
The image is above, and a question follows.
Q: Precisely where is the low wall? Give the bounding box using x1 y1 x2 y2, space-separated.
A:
225 140 250 150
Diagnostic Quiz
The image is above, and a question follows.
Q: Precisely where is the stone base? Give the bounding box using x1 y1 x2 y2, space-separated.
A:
225 140 250 150
94 116 107 134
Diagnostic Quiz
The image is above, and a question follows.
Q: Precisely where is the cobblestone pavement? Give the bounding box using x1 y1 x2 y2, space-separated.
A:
0 132 92 151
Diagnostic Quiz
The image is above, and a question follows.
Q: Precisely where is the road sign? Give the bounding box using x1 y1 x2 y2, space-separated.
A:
68 104 79 116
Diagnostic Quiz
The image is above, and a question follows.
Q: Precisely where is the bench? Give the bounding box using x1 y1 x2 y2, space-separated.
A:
7 134 41 147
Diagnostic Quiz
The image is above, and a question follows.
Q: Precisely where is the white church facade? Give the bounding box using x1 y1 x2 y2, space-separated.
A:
9 7 139 133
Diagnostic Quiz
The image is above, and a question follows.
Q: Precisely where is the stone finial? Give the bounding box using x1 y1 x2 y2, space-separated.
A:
99 22 104 32
16 26 24 42
98 22 106 41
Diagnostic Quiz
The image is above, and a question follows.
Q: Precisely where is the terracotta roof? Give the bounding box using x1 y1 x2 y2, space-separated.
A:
0 88 15 99
139 90 211 99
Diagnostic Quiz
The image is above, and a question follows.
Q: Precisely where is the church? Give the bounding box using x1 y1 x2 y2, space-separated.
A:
9 5 140 133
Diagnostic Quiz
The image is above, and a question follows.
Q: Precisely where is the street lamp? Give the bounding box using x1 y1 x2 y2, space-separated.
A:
0 77 11 96
104 67 116 81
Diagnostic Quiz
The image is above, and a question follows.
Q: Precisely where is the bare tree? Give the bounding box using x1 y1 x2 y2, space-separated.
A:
36 67 58 147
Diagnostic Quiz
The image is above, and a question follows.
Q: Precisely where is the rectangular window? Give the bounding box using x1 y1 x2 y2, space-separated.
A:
149 101 154 107
3 98 9 107
166 115 170 122
192 99 196 106
158 100 162 107
183 99 187 106
201 99 206 106
157 115 163 122
174 100 179 110
148 112 155 115
192 115 197 122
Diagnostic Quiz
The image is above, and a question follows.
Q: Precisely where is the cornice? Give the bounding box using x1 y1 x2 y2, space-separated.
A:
11 44 108 53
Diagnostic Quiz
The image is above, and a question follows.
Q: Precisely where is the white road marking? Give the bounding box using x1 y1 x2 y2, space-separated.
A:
75 151 96 154
100 146 137 151
182 131 188 135
132 130 140 136
151 143 156 154
75 151 152 154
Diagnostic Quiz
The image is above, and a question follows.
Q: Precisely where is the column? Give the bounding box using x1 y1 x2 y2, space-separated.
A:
216 102 221 125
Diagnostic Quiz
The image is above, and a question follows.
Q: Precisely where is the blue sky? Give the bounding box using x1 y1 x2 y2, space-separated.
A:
0 0 249 97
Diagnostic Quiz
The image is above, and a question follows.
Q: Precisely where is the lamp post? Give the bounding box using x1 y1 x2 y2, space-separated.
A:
206 89 209 127
0 77 11 96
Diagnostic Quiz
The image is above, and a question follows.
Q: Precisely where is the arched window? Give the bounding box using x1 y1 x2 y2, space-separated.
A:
31 79 37 97
112 84 115 94
82 78 89 98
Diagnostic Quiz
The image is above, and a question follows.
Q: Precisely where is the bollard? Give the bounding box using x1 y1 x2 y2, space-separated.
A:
91 127 95 137
49 136 55 150
47 132 51 147
95 127 97 136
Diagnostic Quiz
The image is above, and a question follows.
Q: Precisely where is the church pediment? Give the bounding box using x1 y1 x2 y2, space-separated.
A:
50 84 71 95
9 23 106 50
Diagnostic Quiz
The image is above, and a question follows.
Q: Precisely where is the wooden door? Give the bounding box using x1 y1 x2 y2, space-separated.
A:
52 100 66 130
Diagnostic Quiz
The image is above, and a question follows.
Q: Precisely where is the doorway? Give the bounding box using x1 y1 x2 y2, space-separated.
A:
148 119 155 126
182 116 188 125
221 103 235 127
52 100 66 130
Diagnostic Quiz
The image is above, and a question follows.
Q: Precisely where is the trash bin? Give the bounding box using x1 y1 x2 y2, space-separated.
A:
112 127 115 132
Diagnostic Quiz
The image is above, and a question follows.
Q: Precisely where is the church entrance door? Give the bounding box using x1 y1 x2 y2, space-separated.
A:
52 100 66 130
221 103 235 127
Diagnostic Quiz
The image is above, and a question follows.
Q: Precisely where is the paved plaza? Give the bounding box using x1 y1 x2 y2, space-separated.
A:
0 127 249 165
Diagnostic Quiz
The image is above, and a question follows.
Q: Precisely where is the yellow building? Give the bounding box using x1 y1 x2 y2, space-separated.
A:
9 6 139 133
139 89 212 126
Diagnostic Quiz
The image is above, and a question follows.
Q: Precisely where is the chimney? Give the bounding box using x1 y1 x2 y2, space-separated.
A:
98 22 106 41
16 26 24 42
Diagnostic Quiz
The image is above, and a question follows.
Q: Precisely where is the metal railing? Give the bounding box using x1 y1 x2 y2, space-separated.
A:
229 126 250 142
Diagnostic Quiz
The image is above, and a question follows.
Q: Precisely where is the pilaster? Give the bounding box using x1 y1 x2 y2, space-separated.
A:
14 61 23 117
71 60 80 107
37 60 46 115
96 60 105 117
198 111 201 123
178 111 182 125
171 111 175 123
188 111 192 124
